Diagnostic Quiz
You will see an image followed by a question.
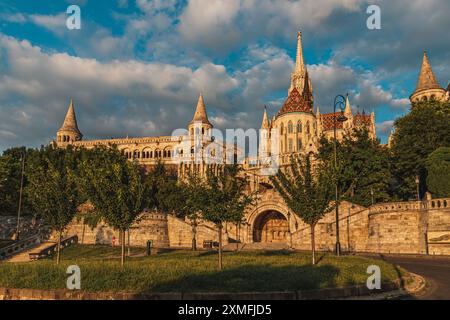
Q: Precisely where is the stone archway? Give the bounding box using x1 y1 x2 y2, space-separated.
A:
253 210 289 243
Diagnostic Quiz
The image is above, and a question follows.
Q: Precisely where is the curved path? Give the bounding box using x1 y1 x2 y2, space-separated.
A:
364 254 450 300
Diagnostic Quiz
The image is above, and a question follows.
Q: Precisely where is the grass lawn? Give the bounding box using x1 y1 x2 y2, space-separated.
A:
0 244 405 293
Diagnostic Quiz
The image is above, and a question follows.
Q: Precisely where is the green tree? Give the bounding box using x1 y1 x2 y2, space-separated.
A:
25 146 82 264
144 161 181 214
178 172 206 251
318 128 392 206
270 155 335 265
0 147 31 217
200 165 253 270
425 147 450 198
390 101 450 200
79 146 146 270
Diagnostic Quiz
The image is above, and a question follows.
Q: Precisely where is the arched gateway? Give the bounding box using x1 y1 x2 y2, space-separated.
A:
253 210 289 243
246 199 293 244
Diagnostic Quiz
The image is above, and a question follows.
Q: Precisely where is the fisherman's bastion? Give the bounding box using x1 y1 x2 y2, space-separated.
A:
54 33 450 256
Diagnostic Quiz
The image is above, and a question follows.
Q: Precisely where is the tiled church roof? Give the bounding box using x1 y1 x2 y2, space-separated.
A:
277 87 313 116
320 112 344 131
353 111 372 127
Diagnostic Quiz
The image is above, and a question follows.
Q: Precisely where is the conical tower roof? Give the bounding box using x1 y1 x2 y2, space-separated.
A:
261 106 270 129
190 94 212 126
58 98 82 135
415 51 442 93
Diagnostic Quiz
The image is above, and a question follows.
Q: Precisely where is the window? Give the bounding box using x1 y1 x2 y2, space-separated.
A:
280 123 284 135
297 138 302 150
288 121 293 134
297 121 302 133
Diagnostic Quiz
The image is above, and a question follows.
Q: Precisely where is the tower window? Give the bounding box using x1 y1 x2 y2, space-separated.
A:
297 121 302 133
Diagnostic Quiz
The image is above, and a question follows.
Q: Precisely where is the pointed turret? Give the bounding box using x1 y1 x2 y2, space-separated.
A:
415 51 441 92
188 94 213 137
190 94 212 126
344 93 352 116
261 106 270 129
57 98 83 144
410 51 446 103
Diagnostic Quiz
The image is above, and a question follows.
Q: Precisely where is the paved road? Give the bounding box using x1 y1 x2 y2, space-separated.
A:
372 254 450 300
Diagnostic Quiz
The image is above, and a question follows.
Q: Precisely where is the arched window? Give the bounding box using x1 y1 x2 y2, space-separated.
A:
297 138 302 150
150 151 153 158
288 121 293 134
202 128 205 134
163 150 167 158
297 121 302 133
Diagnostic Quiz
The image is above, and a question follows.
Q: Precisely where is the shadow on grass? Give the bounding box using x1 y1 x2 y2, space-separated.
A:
143 264 340 294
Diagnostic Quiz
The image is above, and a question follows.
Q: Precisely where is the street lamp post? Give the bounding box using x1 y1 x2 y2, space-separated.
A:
15 152 26 241
333 95 348 257
415 175 420 202
370 187 374 206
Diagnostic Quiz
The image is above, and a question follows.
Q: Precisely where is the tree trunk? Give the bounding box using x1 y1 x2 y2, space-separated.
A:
218 224 223 271
236 223 239 252
81 223 86 245
310 224 316 265
56 230 62 265
191 220 197 251
120 230 125 270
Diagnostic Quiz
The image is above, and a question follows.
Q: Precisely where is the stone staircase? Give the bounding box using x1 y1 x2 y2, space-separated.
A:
6 241 55 263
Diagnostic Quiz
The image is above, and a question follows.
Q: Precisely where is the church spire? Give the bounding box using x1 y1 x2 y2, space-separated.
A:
289 31 310 95
415 51 442 92
261 106 270 129
295 31 305 74
190 93 212 126
344 93 352 116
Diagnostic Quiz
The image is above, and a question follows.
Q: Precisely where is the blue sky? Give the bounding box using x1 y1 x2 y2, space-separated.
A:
0 0 449 151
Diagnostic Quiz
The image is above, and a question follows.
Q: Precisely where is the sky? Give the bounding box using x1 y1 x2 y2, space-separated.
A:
0 0 449 151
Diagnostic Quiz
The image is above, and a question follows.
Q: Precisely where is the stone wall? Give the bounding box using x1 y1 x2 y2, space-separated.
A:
291 198 450 256
65 211 225 249
50 198 450 256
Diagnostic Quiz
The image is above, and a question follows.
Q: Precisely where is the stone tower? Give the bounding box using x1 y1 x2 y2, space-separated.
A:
188 94 213 139
410 51 446 103
57 98 83 144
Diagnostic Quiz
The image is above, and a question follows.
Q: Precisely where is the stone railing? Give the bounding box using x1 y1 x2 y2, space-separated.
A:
0 235 41 260
368 198 450 214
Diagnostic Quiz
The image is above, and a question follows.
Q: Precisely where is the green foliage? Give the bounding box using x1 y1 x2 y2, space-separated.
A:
270 155 335 227
317 128 392 207
25 146 82 232
0 147 31 216
79 146 146 233
425 147 450 197
390 101 450 200
200 165 253 227
143 161 181 214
